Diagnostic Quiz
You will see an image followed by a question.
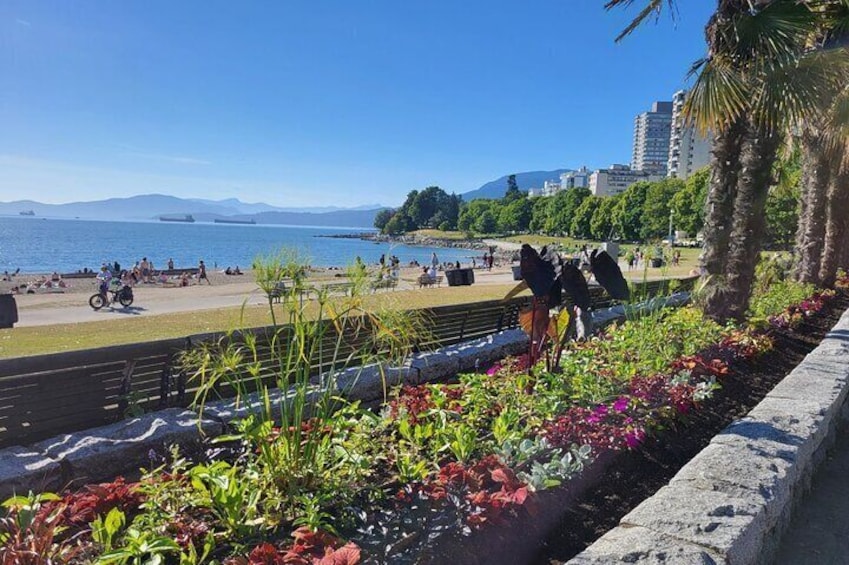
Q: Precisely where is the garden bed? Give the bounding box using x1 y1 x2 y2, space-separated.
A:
2 270 843 565
534 291 849 564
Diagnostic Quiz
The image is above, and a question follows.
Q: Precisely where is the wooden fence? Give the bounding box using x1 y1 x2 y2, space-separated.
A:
0 276 695 449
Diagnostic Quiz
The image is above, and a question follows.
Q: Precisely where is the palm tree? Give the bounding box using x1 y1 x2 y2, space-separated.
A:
606 0 849 322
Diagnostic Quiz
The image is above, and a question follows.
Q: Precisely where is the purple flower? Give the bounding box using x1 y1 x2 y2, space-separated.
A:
613 397 629 413
486 363 502 376
593 404 608 417
625 429 645 448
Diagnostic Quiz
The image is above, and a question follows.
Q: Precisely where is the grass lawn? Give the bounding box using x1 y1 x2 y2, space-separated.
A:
409 229 473 240
0 283 530 359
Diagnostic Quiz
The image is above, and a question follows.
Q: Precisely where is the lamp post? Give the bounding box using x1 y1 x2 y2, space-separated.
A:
668 209 675 246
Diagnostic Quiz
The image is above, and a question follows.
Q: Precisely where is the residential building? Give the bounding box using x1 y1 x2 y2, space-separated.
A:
632 101 673 176
527 188 543 198
667 90 712 180
542 180 562 197
589 164 664 197
560 166 591 189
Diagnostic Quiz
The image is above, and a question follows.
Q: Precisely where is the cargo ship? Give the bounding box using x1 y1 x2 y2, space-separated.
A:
214 218 256 225
19 210 35 216
159 214 195 223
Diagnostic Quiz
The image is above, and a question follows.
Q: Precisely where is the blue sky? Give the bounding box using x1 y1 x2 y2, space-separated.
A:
0 1 715 207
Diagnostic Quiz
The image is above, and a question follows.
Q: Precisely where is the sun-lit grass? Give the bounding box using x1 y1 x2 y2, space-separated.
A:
409 229 472 240
0 283 530 359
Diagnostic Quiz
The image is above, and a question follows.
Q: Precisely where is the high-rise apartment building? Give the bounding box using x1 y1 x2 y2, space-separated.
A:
667 90 712 180
632 101 673 176
589 164 664 197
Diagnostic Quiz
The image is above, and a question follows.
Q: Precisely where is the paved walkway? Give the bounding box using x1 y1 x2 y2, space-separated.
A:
773 425 849 564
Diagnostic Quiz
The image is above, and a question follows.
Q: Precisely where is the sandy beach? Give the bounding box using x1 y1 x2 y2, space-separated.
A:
2 265 523 328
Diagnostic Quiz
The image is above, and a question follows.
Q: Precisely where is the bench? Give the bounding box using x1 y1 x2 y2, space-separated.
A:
370 278 398 292
418 275 444 288
323 282 355 296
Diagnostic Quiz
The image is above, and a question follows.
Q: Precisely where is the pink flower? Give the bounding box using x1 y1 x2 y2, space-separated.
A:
486 363 502 376
613 397 629 413
593 405 608 417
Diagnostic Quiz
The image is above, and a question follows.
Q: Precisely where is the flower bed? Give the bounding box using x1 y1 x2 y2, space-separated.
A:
2 276 843 564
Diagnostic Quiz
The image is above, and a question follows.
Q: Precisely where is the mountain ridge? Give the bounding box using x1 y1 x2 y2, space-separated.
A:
461 169 572 201
0 194 386 228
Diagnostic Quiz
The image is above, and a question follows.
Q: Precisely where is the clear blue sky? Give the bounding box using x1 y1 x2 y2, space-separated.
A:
0 1 715 208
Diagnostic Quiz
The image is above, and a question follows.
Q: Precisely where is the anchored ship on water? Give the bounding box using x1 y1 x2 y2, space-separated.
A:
159 214 195 223
214 218 256 225
19 210 35 216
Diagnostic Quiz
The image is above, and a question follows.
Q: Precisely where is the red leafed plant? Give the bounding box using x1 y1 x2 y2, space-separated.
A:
421 455 533 528
229 529 361 565
44 477 144 530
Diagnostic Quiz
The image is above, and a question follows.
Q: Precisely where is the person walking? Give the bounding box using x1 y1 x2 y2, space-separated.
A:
198 260 211 285
167 258 174 270
431 252 439 270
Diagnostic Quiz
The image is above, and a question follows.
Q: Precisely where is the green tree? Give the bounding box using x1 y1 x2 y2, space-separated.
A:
475 210 498 234
570 195 602 239
670 167 709 237
544 188 590 235
613 182 650 241
641 178 684 241
383 212 413 235
529 196 552 233
591 195 620 240
498 197 533 232
504 174 522 203
374 208 395 231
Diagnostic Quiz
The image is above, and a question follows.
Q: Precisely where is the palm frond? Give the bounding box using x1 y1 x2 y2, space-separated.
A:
728 1 818 62
603 0 677 42
683 56 750 134
750 47 849 133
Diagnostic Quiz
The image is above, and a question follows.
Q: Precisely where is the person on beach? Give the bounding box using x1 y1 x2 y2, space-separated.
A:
140 257 151 283
96 265 112 296
431 252 439 270
198 260 211 285
167 258 174 270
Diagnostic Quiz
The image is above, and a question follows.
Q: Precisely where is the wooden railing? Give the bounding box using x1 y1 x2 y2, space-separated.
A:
0 276 695 448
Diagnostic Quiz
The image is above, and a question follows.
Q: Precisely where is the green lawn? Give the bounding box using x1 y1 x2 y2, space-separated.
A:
0 283 530 359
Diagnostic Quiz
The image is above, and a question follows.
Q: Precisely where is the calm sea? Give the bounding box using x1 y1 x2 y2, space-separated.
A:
0 216 477 274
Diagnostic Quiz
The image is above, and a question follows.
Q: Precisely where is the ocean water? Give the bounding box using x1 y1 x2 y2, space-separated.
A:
0 216 478 274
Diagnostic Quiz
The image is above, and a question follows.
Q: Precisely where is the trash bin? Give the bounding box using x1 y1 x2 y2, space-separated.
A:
0 294 18 329
651 258 664 268
460 268 475 286
511 265 522 281
445 269 463 287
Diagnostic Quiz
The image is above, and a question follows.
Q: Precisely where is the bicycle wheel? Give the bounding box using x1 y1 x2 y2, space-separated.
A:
119 295 134 308
89 293 106 310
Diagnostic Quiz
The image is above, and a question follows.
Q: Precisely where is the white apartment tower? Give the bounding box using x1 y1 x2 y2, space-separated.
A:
632 101 673 176
667 90 712 180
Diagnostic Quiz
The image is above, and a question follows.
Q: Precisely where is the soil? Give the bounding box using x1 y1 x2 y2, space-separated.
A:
533 291 849 564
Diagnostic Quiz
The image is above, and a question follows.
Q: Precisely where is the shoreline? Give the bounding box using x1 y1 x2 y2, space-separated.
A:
320 231 521 258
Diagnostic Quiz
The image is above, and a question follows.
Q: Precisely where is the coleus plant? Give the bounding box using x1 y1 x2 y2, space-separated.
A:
505 244 630 370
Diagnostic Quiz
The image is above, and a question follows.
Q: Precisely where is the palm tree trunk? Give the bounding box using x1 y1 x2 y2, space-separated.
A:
699 119 746 321
819 164 849 287
706 123 781 322
794 131 832 284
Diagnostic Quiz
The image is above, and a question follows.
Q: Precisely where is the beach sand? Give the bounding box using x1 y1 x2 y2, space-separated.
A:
4 265 522 327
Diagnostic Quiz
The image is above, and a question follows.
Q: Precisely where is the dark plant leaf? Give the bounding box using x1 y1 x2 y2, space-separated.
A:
590 250 630 301
520 244 559 305
559 262 591 310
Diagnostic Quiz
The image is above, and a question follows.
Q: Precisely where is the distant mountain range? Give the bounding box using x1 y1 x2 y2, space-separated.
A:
461 169 573 201
0 194 386 228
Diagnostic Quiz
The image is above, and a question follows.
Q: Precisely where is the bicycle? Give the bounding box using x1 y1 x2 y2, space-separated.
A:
89 283 134 310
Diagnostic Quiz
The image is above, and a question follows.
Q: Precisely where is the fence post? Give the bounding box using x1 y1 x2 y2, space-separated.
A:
177 337 191 406
117 359 137 418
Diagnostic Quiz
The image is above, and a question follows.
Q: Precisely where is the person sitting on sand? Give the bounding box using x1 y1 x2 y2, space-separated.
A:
180 272 190 287
233 266 242 275
51 272 61 282
225 267 233 275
